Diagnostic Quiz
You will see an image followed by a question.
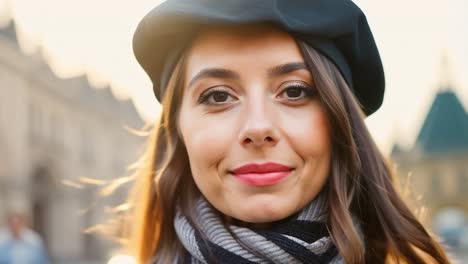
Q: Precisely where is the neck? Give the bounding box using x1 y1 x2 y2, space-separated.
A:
11 230 22 240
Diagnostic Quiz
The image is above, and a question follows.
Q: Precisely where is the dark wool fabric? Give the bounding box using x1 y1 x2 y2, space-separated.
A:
171 192 345 264
133 0 385 115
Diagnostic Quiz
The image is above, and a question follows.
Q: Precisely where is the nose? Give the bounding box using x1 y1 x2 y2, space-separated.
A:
239 100 279 148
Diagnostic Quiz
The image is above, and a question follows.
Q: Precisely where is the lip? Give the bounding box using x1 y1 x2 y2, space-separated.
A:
230 162 293 186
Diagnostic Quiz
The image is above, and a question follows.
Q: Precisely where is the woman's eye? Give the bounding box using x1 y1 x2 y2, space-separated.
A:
279 85 317 101
198 89 235 105
285 87 303 98
212 92 229 102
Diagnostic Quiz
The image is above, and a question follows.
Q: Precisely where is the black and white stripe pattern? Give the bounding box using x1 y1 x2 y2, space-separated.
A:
174 193 343 263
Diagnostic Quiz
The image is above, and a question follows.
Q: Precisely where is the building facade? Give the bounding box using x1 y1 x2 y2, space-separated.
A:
0 21 145 263
391 88 468 256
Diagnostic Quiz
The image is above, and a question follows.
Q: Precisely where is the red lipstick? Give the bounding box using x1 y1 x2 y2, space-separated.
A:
231 162 292 186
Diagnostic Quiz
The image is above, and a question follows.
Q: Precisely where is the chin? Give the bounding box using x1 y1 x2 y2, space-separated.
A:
240 214 285 224
230 196 297 223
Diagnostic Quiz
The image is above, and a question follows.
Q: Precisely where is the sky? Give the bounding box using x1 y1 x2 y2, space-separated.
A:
0 0 467 154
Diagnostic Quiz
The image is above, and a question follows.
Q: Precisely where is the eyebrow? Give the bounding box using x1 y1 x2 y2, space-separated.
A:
267 62 308 77
188 62 309 88
188 68 240 88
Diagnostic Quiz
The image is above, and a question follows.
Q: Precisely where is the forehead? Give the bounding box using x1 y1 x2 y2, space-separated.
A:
186 24 304 68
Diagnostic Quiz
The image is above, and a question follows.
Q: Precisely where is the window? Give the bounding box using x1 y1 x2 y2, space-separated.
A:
458 168 467 198
28 101 42 140
431 171 440 194
80 128 95 167
50 114 65 152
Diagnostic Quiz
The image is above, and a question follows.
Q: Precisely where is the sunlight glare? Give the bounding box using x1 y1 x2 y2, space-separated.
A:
108 255 136 264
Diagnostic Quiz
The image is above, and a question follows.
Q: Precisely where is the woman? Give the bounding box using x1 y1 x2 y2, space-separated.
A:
127 0 451 263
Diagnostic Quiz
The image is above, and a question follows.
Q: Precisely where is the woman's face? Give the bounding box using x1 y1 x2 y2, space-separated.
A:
178 24 331 223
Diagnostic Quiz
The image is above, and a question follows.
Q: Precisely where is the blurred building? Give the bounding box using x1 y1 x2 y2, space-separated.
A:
391 87 468 254
0 21 144 263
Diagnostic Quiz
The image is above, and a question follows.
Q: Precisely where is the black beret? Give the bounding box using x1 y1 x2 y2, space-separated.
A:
133 0 385 116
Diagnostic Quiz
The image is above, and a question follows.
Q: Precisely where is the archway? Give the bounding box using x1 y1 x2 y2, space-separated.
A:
31 165 54 247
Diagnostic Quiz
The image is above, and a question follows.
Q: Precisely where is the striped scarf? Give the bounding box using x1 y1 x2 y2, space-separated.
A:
173 193 343 264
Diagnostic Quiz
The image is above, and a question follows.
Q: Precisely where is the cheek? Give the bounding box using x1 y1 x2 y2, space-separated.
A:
281 104 331 205
179 108 236 172
281 104 331 157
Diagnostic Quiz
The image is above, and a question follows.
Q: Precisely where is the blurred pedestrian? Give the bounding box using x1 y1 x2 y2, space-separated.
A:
126 0 452 263
0 211 50 264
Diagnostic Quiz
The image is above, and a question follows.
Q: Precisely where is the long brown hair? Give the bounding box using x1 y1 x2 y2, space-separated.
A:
125 39 451 263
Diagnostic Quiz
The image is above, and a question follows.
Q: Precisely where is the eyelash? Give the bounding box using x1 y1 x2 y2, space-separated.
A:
279 84 318 100
197 83 317 105
198 87 232 104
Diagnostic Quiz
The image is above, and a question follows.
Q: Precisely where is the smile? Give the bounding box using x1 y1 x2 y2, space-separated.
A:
230 162 293 186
